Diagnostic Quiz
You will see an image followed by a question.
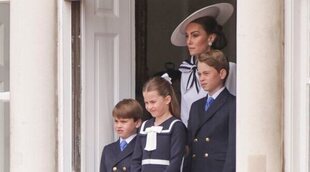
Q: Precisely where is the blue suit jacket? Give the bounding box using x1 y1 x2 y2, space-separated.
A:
100 137 136 172
183 88 236 172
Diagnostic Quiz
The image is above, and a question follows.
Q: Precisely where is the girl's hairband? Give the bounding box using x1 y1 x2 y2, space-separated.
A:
161 73 172 84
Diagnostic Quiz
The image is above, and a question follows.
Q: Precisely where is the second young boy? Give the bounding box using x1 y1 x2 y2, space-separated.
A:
183 50 236 172
100 99 143 172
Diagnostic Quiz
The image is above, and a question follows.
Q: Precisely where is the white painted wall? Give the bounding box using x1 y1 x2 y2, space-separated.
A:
237 0 284 171
10 0 57 171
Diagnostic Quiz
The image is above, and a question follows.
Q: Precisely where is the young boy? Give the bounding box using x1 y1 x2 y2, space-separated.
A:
100 99 143 172
183 50 236 172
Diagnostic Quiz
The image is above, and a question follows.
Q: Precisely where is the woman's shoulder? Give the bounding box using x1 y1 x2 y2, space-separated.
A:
180 56 195 65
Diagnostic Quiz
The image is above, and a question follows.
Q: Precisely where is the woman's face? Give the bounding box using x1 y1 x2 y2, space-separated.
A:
185 22 213 56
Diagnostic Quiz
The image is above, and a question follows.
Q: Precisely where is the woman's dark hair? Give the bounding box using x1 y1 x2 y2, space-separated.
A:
191 16 227 50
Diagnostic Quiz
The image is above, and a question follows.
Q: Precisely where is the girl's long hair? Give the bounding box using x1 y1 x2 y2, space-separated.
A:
142 76 180 119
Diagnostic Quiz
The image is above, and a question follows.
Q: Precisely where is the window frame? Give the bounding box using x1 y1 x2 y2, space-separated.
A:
284 0 310 171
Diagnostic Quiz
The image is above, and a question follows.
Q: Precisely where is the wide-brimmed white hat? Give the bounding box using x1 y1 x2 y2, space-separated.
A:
171 3 234 46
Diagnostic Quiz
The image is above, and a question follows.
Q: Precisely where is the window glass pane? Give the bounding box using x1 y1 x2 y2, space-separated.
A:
0 2 9 172
0 2 10 92
0 102 9 172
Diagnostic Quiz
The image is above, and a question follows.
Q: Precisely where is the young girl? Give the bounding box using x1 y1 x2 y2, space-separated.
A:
131 74 187 172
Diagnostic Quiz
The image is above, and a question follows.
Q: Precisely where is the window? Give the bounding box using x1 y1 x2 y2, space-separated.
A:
0 2 10 172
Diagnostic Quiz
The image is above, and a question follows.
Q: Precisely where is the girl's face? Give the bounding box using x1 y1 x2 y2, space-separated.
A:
185 22 214 56
143 90 171 118
197 61 226 96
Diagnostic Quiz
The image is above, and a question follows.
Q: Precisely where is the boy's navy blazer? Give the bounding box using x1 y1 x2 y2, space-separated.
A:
183 88 236 172
100 137 136 172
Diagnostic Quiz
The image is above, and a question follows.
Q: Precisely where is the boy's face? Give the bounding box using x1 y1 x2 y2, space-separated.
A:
197 61 227 95
114 117 141 139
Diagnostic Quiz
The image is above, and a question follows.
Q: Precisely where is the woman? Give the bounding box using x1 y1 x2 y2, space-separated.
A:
170 3 236 126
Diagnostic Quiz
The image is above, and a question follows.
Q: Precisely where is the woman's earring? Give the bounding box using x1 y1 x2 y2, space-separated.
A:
208 42 213 46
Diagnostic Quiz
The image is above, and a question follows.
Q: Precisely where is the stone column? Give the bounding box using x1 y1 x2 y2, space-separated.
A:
237 0 283 171
10 0 57 171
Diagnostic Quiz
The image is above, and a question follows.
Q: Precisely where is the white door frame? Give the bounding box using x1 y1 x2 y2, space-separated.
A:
284 0 310 171
57 0 73 172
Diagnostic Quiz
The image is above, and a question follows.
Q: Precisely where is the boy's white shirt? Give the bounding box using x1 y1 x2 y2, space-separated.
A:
120 134 137 144
208 86 225 99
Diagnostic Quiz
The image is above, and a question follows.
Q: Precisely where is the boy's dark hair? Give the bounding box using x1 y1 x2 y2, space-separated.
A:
198 50 230 82
112 99 143 121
